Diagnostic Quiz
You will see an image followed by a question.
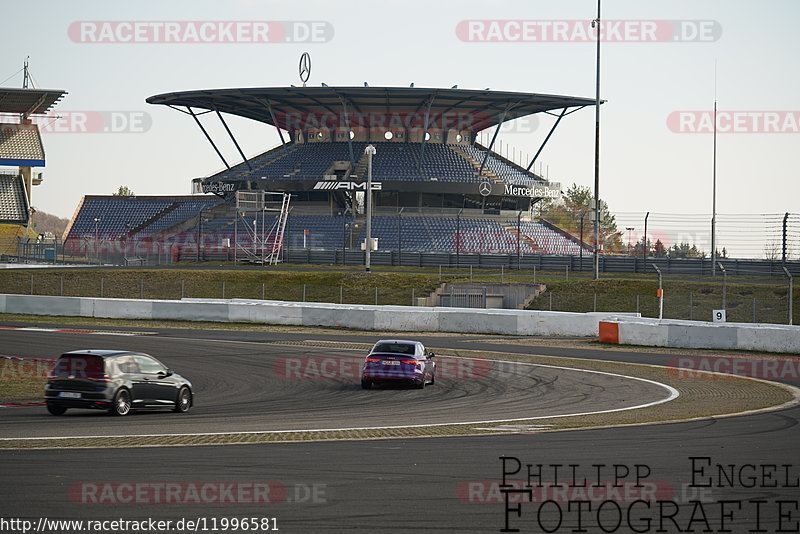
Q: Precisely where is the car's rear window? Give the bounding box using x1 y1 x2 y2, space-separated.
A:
372 343 416 355
52 355 106 379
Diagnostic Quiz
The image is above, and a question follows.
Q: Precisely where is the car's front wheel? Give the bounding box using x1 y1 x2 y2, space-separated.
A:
110 389 131 416
47 403 67 415
173 387 192 413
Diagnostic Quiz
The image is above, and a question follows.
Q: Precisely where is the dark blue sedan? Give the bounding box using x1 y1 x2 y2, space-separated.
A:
361 340 436 389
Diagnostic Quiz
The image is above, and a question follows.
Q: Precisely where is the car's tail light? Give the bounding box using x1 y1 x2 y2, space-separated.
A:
400 360 417 365
88 373 112 383
365 358 382 363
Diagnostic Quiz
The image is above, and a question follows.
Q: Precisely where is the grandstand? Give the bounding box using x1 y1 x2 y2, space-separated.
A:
0 80 67 258
62 85 594 264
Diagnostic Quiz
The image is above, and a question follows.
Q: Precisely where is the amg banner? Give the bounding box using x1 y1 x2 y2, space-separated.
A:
197 178 560 198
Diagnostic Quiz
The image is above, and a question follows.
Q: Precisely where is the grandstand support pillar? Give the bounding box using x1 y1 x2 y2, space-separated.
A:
478 105 511 178
20 167 33 204
259 98 287 146
187 107 230 170
525 108 567 173
215 109 252 170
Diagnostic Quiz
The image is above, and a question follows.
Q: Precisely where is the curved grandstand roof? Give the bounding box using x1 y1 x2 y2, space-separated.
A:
146 86 597 132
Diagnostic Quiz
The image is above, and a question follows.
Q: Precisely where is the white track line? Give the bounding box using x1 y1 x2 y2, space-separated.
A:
1 339 679 441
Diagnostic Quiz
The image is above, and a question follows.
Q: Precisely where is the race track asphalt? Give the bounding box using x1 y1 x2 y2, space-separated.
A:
0 324 797 534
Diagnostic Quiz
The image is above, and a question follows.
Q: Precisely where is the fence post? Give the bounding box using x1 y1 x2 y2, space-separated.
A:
533 265 536 284
501 265 504 283
181 280 185 299
565 265 569 281
784 267 793 325
689 293 693 321
549 292 553 311
439 264 442 281
140 279 144 300
411 288 415 306
752 298 757 323
593 293 597 312
636 294 640 314
717 262 727 311
470 265 473 281
302 284 306 302
222 281 226 299
375 287 378 305
339 285 343 304
60 276 63 297
30 275 33 295
262 283 266 300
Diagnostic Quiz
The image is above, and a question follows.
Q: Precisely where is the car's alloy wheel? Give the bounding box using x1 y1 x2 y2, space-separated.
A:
173 387 191 413
110 389 131 416
47 404 67 415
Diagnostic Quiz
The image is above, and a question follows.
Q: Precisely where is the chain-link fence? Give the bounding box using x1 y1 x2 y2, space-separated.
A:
0 275 795 325
527 291 795 325
0 277 423 307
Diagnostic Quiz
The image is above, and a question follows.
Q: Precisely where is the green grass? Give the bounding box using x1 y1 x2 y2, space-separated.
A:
0 266 795 323
0 357 50 404
526 276 797 324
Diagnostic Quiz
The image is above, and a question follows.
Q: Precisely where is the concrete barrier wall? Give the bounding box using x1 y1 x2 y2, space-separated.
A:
599 317 800 354
0 294 631 337
3 293 796 352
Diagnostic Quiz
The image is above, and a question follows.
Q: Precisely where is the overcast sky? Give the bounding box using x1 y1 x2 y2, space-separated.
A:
2 0 798 229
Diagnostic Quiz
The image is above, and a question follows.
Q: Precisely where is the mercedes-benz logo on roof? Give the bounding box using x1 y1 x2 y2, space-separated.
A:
299 52 311 84
479 181 492 197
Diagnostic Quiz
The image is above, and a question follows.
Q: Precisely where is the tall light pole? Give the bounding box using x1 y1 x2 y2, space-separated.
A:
711 97 718 276
364 144 376 273
592 0 602 279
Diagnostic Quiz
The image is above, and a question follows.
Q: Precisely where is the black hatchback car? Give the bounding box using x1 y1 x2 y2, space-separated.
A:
45 350 193 416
